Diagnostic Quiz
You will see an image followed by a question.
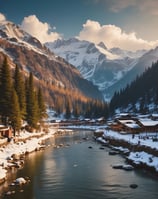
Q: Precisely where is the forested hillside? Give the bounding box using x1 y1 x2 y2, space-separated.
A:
0 57 109 125
0 57 47 132
110 61 158 113
0 21 110 121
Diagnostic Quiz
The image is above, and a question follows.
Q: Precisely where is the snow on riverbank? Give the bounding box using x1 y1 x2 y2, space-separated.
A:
103 130 158 149
0 126 56 182
54 123 158 172
128 151 158 172
1 121 158 182
102 129 158 172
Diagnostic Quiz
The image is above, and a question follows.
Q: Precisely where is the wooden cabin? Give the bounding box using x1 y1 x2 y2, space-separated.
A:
0 125 13 138
137 119 158 132
110 113 158 133
110 118 141 134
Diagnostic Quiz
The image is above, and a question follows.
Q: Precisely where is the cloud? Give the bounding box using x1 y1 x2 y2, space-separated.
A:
21 15 62 43
78 20 158 51
93 0 135 12
139 0 158 15
0 13 6 21
94 0 158 15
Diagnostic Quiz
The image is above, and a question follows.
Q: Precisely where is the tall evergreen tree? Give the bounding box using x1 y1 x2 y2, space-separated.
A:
0 57 12 124
55 97 63 114
65 98 71 119
14 65 26 120
10 88 21 134
84 101 91 118
37 87 47 121
26 72 39 129
73 101 80 118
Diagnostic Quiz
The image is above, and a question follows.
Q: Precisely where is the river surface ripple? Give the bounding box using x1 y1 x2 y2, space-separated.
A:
1 130 158 199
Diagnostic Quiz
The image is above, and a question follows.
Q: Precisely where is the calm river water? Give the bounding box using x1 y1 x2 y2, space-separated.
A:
1 130 158 199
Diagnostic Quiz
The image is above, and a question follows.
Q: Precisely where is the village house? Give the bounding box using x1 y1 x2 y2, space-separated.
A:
0 125 13 139
150 113 158 121
109 113 158 134
137 118 158 132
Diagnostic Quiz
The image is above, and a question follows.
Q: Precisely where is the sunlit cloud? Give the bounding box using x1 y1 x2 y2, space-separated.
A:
21 15 62 43
94 0 158 15
1 12 158 51
139 0 158 15
78 20 158 51
0 13 6 21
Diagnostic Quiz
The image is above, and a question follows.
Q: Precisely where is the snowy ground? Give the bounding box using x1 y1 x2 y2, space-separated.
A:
0 126 56 181
1 121 158 182
103 129 158 149
102 129 158 172
55 122 158 172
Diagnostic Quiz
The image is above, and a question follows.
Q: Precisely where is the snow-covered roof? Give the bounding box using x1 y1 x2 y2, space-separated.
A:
137 114 150 118
119 113 130 116
118 119 140 129
0 125 9 130
151 114 158 117
139 119 158 127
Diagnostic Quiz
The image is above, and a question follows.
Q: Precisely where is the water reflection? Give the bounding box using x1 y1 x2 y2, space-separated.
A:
1 130 158 199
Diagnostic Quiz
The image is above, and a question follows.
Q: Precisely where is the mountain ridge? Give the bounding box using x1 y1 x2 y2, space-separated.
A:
0 20 103 105
46 38 148 100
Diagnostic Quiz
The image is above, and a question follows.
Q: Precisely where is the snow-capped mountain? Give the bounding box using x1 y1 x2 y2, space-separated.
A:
46 38 147 100
106 46 158 99
1 20 157 102
0 20 44 50
0 20 103 103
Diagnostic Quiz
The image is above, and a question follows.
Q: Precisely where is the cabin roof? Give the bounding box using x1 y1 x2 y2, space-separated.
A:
138 119 158 127
118 119 140 129
0 125 9 131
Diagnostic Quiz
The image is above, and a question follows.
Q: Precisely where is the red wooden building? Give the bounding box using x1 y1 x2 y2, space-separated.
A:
0 125 13 138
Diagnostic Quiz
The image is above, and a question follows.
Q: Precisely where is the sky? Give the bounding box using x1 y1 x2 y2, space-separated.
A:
1 0 158 51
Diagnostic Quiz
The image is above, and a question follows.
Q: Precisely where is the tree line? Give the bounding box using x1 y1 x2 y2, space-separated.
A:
51 87 109 119
0 56 110 134
0 57 47 133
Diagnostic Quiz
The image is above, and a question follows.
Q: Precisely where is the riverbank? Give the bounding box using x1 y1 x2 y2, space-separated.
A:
1 122 158 186
3 129 158 199
0 123 96 186
52 122 158 174
56 124 158 174
0 126 57 184
95 129 158 174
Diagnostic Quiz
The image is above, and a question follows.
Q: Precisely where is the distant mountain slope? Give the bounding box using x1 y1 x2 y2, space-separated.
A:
0 20 103 104
46 38 146 100
110 60 158 113
105 46 158 99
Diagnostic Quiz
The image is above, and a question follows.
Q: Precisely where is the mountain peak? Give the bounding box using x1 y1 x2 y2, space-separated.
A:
0 21 28 39
0 19 104 107
46 37 152 101
0 20 44 49
98 42 107 50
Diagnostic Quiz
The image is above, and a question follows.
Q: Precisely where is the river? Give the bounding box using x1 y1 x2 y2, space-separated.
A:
1 130 158 199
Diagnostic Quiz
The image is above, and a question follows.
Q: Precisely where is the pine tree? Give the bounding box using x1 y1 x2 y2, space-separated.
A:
0 57 13 125
84 101 91 118
65 98 71 119
10 88 21 135
26 72 39 129
37 87 47 122
14 65 26 120
55 97 63 114
73 101 80 118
